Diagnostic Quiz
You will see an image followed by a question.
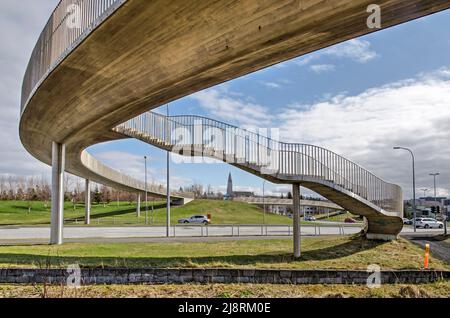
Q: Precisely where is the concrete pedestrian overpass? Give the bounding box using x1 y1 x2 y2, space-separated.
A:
20 0 450 255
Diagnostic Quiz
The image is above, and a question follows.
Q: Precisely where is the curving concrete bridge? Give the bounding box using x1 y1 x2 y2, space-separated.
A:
114 112 403 240
20 0 450 256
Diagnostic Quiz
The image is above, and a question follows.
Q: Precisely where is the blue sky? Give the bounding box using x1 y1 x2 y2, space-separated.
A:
2 2 450 199
85 9 450 198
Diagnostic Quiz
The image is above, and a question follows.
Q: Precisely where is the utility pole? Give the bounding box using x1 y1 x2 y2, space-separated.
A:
394 147 417 232
429 173 439 207
420 188 429 198
430 173 445 235
262 180 266 225
166 104 171 237
144 156 148 225
292 183 301 258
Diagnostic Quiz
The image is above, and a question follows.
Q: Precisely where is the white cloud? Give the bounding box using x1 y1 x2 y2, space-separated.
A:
325 39 378 63
295 55 317 66
295 39 378 67
0 0 59 178
278 68 450 198
190 87 272 126
261 81 281 89
95 151 157 182
259 78 293 89
309 64 335 74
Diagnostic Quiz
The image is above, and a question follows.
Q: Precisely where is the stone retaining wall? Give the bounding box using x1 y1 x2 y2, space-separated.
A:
0 268 448 285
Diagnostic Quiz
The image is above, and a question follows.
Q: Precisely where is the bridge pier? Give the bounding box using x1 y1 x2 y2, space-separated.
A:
50 142 65 245
136 193 141 217
292 183 301 258
85 179 91 225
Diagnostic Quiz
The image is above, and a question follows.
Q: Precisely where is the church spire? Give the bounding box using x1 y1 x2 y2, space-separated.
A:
225 172 233 200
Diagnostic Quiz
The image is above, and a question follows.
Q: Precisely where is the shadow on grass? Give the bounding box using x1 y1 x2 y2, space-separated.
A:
0 235 388 268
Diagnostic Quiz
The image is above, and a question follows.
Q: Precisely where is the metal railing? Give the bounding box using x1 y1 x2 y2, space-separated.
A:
80 151 194 199
21 0 127 112
19 1 197 200
114 111 403 213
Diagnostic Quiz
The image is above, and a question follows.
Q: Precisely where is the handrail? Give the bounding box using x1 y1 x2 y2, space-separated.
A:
114 111 403 213
21 0 127 113
20 0 195 200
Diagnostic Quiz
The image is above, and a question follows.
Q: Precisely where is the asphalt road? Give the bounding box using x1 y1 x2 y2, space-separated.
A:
405 235 450 264
0 224 360 241
0 224 444 244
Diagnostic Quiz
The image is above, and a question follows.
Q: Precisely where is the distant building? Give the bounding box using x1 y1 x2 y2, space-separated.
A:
224 173 255 200
224 173 233 200
233 191 255 197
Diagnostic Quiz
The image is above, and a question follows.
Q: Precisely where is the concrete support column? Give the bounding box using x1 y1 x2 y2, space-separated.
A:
136 193 141 217
85 179 91 225
50 142 65 245
292 183 301 258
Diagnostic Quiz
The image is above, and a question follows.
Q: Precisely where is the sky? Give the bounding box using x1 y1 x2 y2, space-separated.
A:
1 1 450 199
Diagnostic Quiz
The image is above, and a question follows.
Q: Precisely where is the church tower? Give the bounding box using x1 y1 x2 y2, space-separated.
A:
225 173 233 200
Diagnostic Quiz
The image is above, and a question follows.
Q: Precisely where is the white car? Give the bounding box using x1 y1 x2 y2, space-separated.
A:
178 215 210 225
415 218 444 229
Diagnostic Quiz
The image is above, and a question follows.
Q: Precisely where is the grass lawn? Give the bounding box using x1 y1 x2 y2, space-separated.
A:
0 199 291 226
1 281 449 298
0 235 448 270
316 211 363 223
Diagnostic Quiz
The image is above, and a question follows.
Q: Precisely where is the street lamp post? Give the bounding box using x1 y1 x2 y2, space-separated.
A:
420 188 429 198
144 156 148 225
429 173 440 207
262 180 266 225
393 147 417 232
166 104 171 237
429 173 445 235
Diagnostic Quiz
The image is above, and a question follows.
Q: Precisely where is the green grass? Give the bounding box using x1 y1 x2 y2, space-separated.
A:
316 211 362 223
1 281 449 298
0 235 448 270
0 199 291 226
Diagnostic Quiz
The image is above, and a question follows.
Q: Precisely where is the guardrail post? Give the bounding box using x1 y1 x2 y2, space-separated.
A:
238 225 240 236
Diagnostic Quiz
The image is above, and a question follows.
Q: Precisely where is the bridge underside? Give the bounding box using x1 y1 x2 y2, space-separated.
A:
20 0 450 247
20 0 450 180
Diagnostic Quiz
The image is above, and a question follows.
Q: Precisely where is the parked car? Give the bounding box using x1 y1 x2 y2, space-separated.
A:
344 218 356 223
415 218 444 229
304 216 316 221
178 215 210 225
403 218 413 225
